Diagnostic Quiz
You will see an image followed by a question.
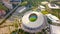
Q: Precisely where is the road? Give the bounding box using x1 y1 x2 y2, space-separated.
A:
8 6 29 21
0 6 28 34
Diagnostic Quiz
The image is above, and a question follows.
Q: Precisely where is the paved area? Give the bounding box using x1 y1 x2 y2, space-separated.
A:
0 6 26 34
0 20 16 34
50 25 60 34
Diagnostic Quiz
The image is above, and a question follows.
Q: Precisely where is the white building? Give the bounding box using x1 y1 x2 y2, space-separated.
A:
46 14 60 23
38 5 45 11
2 0 13 9
48 3 60 9
21 11 46 33
17 7 26 13
50 25 60 34
41 1 49 5
46 14 60 34
2 0 22 9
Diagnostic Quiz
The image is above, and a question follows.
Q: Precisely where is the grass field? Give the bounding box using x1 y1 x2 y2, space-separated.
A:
51 9 60 19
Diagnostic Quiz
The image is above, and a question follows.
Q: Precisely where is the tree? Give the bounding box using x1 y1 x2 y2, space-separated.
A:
19 1 28 6
0 3 8 11
23 0 41 7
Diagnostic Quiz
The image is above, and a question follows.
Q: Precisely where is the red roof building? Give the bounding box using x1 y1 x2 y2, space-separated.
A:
0 10 6 18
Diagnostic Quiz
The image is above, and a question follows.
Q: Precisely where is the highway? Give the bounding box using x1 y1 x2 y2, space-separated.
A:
0 3 30 25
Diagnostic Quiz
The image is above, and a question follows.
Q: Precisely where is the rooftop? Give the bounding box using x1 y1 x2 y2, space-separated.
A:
48 3 60 9
50 25 60 34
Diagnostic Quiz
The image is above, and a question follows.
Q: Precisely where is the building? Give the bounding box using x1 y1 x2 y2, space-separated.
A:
21 11 46 33
41 1 49 5
46 14 60 34
2 0 13 9
38 5 46 11
48 3 60 9
46 14 60 23
2 0 22 9
0 10 6 18
2 0 21 4
50 24 60 34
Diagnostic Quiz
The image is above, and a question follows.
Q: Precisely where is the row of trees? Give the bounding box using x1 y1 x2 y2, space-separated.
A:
23 0 46 7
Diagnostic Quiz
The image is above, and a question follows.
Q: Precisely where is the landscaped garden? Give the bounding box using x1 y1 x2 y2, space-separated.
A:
51 9 60 19
41 10 49 15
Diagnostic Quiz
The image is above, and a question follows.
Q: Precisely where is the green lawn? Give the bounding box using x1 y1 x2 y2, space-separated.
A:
41 9 60 19
41 10 49 15
51 9 60 19
29 17 37 22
